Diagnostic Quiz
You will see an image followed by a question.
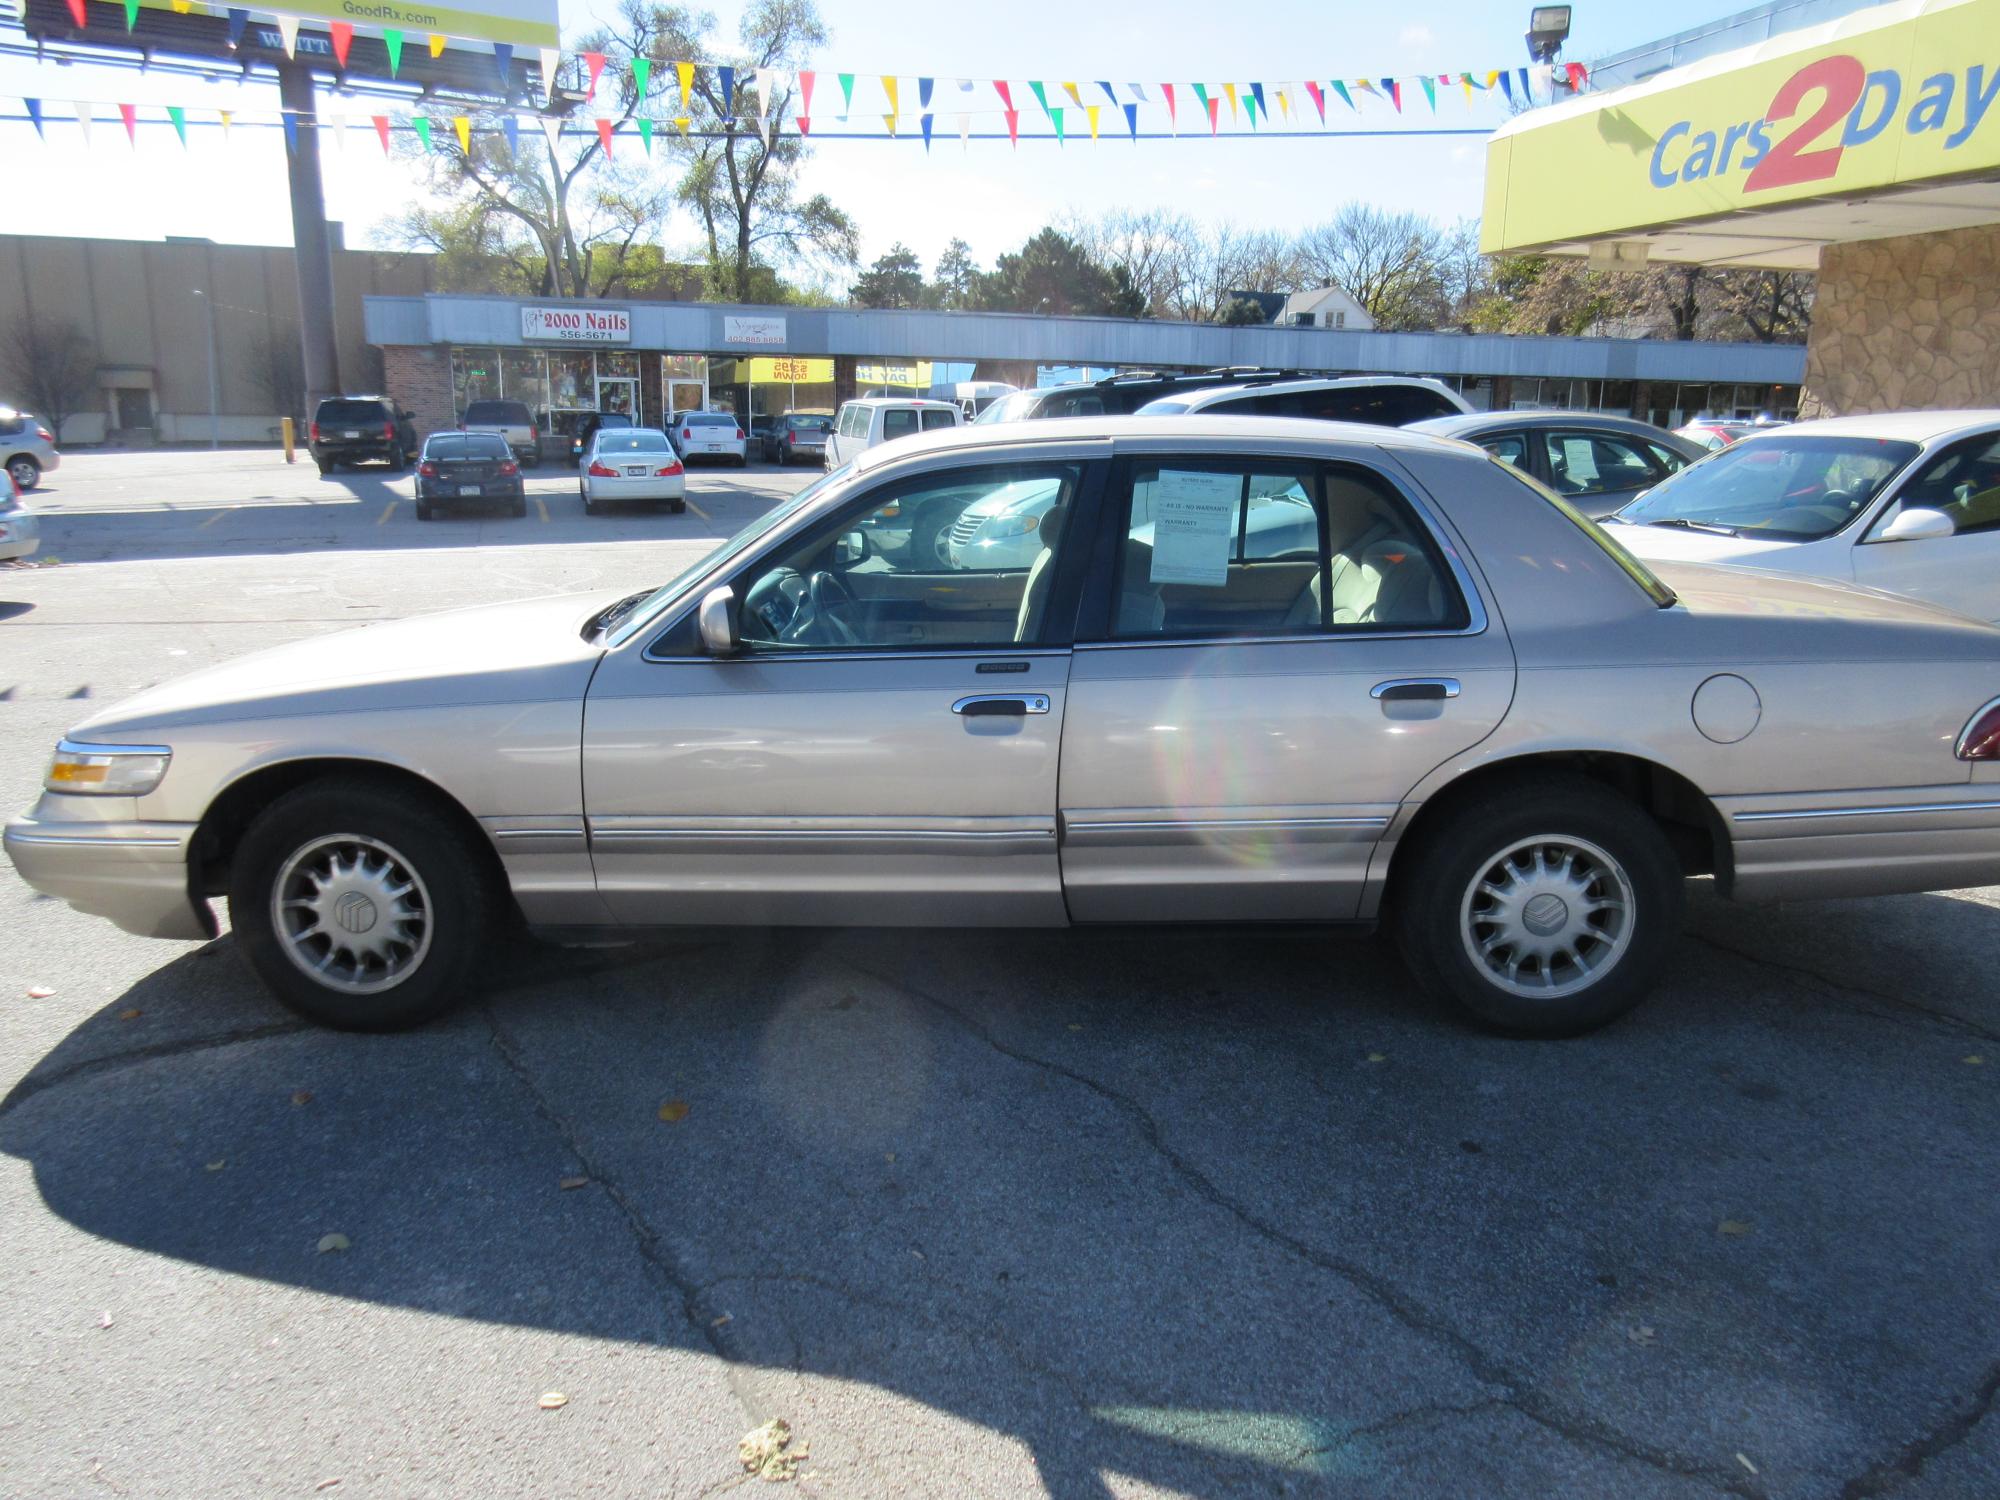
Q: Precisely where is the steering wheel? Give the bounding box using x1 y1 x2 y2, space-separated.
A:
806 571 862 646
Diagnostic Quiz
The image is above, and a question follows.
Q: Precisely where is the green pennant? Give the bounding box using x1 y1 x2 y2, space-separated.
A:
1051 105 1063 144
638 116 653 154
121 0 138 28
412 115 433 151
837 72 855 115
1029 80 1051 120
1420 75 1437 111
631 56 651 99
383 29 404 76
1191 82 1209 117
167 104 187 145
1245 94 1258 129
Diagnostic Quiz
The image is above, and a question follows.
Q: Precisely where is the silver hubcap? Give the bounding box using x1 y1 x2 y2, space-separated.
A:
272 833 433 995
8 459 35 487
1459 834 1634 1000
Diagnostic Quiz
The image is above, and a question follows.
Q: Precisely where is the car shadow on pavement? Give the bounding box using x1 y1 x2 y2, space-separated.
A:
6 906 2000 1496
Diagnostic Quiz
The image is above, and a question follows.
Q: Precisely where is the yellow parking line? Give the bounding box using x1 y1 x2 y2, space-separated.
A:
535 496 550 523
686 500 711 523
377 500 397 526
196 511 226 529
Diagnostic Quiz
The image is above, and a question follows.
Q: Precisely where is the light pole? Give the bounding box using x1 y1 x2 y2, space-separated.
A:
192 288 219 451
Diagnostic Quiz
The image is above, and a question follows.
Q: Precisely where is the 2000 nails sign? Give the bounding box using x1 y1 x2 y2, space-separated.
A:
1649 58 2000 191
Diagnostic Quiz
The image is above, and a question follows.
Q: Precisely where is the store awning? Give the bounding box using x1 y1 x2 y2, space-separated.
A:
1482 0 2000 269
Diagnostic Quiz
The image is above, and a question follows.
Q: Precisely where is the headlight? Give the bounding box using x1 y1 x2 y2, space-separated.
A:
983 514 1040 538
45 740 173 796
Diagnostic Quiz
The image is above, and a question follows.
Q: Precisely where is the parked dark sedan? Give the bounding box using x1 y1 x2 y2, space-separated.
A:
1405 410 1706 519
568 411 634 467
414 432 526 520
763 411 834 464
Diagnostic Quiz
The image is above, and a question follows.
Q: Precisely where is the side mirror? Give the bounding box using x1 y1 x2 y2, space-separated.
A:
1878 506 1956 543
833 530 869 566
697 585 739 655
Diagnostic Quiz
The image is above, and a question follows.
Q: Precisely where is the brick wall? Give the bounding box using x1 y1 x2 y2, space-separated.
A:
1801 225 2000 418
382 344 457 439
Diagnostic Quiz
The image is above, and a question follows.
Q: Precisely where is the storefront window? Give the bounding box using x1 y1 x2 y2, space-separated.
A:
501 350 549 423
548 354 594 411
599 352 640 380
451 347 501 413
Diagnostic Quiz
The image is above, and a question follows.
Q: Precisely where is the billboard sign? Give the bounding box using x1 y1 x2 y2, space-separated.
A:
723 315 788 346
1482 0 2000 253
521 306 632 344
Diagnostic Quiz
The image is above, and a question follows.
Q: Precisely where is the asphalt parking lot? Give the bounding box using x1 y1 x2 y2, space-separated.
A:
2 448 1998 1499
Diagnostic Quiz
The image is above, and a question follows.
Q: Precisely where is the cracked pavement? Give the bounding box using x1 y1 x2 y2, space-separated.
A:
3 452 1999 1498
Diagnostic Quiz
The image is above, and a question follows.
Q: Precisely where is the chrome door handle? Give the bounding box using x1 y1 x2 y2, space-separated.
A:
1371 678 1460 702
953 693 1051 717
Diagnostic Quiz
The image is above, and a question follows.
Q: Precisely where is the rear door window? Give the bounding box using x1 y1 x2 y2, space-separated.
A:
920 408 957 432
881 408 919 442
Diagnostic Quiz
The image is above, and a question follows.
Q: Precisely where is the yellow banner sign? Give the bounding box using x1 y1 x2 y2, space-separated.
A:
1482 0 2000 253
748 357 835 383
136 0 559 49
857 360 934 388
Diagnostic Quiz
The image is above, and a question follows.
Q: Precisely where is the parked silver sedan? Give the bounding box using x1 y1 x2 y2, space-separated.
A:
12 417 2000 1037
580 426 686 514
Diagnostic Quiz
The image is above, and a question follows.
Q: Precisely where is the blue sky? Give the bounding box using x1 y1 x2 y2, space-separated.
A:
0 0 1753 277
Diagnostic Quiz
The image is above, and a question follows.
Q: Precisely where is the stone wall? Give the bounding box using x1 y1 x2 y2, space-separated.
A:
1801 225 2000 418
381 344 456 439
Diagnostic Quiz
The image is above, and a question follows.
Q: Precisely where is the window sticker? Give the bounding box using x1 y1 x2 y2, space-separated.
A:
1148 469 1241 586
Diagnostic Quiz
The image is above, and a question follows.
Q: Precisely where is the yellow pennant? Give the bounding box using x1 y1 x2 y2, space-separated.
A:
1085 104 1099 140
1461 74 1474 104
1223 82 1238 120
427 32 446 58
676 62 693 110
1484 69 1500 88
1276 88 1290 122
168 0 191 12
452 115 470 152
217 108 232 137
674 115 690 136
883 112 896 137
1061 81 1083 108
881 76 897 115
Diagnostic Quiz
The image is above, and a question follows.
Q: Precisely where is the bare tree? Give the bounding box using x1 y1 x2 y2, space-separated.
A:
248 326 306 422
2 319 96 441
1711 269 1814 343
1294 205 1450 330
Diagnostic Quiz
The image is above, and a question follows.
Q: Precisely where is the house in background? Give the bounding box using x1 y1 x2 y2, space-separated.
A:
1277 286 1375 331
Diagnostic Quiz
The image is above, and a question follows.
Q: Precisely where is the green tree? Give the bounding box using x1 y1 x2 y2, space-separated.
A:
1215 295 1270 326
850 244 927 308
650 0 858 301
974 228 1145 318
931 238 980 309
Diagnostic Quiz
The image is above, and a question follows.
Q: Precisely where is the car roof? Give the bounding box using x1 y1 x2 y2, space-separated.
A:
1744 410 2000 444
1409 411 1686 438
1163 376 1459 410
596 425 669 436
844 397 959 409
848 413 1477 473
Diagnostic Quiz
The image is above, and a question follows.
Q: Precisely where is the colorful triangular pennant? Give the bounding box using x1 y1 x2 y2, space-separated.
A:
452 115 470 153
167 104 187 146
384 29 404 76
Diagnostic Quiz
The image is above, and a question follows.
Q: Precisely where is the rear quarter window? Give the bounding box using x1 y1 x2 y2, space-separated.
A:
1490 457 1677 608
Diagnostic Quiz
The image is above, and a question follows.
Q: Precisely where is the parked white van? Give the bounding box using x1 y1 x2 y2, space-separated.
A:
824 398 961 469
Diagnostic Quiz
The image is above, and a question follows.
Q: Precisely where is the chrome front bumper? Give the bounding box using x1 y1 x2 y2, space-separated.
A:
3 814 216 941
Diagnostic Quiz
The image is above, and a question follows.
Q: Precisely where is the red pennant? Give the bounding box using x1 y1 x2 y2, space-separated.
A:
329 21 353 67
796 115 811 134
994 80 1013 111
1205 96 1219 134
372 114 391 153
1162 83 1175 126
595 117 614 155
799 70 815 117
119 102 137 143
582 50 606 98
64 0 85 24
1388 80 1403 112
1304 79 1325 123
1565 61 1589 90
1004 107 1018 146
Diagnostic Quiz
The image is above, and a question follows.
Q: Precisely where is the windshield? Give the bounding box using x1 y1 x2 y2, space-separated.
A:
973 392 1038 424
1618 435 1919 541
606 467 853 646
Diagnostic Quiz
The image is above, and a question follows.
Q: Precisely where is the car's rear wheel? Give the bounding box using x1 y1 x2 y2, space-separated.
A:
228 778 497 1030
8 455 41 490
415 499 433 521
1392 775 1682 1036
510 496 528 518
582 486 597 515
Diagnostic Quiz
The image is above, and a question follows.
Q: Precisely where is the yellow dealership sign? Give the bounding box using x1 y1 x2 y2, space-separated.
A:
133 0 560 48
749 357 835 383
1482 0 2000 254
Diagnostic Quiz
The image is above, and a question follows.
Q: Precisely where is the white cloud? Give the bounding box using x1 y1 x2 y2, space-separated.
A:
1399 23 1436 47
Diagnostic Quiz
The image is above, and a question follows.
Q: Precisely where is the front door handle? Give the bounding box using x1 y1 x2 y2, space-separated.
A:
953 693 1051 717
1371 678 1461 702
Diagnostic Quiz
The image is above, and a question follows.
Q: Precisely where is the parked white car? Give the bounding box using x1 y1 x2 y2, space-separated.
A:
1 407 61 492
824 398 961 469
1610 411 2000 623
1136 376 1473 427
581 427 686 515
0 468 39 561
674 411 747 466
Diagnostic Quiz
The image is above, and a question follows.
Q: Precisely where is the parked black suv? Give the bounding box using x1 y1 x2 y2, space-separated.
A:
310 396 419 473
974 368 1315 423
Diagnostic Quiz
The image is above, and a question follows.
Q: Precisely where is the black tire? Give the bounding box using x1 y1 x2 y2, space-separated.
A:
669 498 686 514
510 497 528 518
8 455 42 490
315 462 332 478
1391 773 1683 1037
227 777 498 1030
415 500 433 521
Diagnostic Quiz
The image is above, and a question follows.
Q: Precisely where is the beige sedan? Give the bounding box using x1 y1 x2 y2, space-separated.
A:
11 418 2000 1036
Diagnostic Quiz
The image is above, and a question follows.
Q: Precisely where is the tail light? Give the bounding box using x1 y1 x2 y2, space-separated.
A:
656 460 682 476
734 427 744 441
1957 699 2000 760
682 428 694 442
35 426 53 443
498 460 519 477
417 461 438 478
528 426 538 443
587 461 618 478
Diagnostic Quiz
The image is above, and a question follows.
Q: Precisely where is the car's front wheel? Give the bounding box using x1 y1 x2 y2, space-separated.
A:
8 455 41 490
228 778 498 1030
1392 774 1682 1036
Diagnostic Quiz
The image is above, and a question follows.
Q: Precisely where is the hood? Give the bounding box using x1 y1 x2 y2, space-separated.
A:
1651 558 2000 660
1604 519 1800 566
73 588 622 737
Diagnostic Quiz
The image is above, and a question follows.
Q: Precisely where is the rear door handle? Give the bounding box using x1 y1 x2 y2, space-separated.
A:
953 694 1050 717
1371 678 1460 702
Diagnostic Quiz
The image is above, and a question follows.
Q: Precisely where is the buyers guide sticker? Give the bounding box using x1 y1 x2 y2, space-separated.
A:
1148 470 1240 587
